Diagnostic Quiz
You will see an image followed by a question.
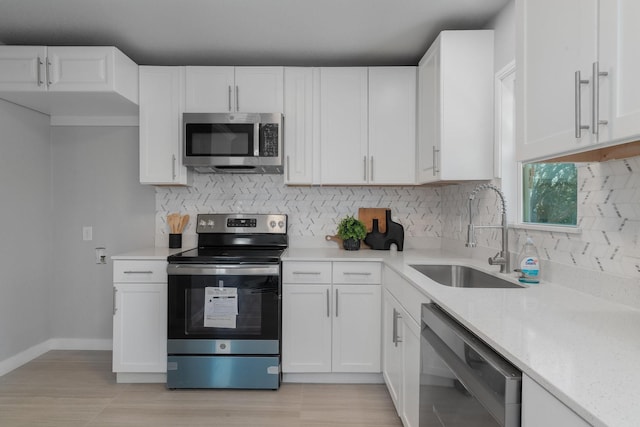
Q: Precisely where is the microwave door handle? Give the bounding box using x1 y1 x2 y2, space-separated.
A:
253 123 259 156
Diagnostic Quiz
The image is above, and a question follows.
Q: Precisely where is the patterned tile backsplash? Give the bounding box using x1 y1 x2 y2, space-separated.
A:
156 174 442 243
156 155 640 280
442 156 640 279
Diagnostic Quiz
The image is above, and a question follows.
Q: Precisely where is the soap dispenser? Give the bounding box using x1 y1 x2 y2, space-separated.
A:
516 237 540 284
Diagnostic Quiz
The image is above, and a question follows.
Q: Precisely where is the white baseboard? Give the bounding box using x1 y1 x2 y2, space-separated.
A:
282 372 384 384
0 338 113 377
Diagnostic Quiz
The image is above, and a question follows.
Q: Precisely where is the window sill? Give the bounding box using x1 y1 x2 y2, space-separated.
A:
508 223 582 234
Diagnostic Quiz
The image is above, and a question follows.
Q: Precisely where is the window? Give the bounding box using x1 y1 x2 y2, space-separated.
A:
522 163 577 226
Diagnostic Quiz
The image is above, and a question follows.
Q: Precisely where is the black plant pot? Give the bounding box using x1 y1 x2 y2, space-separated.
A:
342 238 361 251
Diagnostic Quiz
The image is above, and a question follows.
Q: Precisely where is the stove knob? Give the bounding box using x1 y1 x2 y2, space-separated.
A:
278 221 285 229
270 221 277 229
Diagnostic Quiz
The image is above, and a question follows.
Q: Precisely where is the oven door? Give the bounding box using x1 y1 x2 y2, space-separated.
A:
167 264 280 355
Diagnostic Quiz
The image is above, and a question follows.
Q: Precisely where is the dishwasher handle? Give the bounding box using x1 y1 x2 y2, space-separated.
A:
421 303 521 427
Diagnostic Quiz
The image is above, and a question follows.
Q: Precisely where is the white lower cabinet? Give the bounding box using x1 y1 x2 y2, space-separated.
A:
282 261 381 375
112 259 167 382
522 374 591 427
383 266 428 427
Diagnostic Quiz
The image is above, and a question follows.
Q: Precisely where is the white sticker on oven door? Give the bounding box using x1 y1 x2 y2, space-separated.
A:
204 287 238 328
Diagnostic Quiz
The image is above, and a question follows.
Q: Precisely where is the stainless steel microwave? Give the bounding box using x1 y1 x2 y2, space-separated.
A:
183 112 283 174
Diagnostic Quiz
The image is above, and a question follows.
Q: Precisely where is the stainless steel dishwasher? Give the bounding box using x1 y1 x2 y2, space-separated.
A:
420 303 522 427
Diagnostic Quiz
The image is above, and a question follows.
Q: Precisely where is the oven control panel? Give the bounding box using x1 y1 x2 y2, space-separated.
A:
196 213 287 234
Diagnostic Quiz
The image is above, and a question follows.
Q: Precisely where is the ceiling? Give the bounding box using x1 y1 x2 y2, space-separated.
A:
0 0 510 67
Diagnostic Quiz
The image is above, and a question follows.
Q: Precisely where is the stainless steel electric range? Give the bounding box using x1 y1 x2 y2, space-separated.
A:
166 213 287 389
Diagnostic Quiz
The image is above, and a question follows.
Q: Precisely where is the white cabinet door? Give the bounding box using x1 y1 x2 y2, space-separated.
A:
417 31 494 183
46 46 111 92
516 0 599 161
184 66 234 112
319 67 369 185
112 283 167 373
139 66 189 185
282 284 332 373
284 67 314 184
599 0 640 145
0 46 47 91
522 374 590 427
368 67 416 185
417 45 439 182
382 290 403 410
332 284 381 373
234 67 284 113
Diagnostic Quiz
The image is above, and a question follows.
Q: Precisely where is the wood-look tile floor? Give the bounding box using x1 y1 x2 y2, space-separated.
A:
0 351 402 427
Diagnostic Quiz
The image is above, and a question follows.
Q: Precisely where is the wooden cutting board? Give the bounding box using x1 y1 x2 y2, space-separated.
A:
358 208 388 233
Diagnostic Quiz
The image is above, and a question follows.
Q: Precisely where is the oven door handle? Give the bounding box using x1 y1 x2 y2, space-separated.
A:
168 264 280 276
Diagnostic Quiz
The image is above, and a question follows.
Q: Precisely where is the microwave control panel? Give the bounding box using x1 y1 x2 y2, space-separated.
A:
259 124 279 157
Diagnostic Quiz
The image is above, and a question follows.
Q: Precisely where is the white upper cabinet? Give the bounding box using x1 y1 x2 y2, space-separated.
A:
184 66 234 112
598 0 640 146
516 0 599 161
0 46 138 119
284 67 314 184
319 67 369 185
368 67 416 185
139 66 189 186
184 66 283 113
416 31 494 183
516 0 640 161
319 67 417 185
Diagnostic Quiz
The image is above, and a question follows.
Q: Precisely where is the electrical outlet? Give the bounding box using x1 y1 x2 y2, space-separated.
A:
95 247 106 264
82 226 93 241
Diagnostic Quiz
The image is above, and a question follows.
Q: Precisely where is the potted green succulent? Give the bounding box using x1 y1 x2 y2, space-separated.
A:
337 215 367 251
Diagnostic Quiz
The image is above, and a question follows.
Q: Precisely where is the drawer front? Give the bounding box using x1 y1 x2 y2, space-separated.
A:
282 261 332 284
114 260 168 283
384 267 428 324
332 262 381 284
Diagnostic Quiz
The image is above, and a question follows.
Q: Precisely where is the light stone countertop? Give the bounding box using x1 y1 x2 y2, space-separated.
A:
283 247 640 427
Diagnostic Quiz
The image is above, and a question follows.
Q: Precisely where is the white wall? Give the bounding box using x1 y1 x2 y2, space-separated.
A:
50 126 155 342
0 100 52 362
487 0 516 72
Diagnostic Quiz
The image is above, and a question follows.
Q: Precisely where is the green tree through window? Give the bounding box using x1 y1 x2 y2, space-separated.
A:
522 163 577 225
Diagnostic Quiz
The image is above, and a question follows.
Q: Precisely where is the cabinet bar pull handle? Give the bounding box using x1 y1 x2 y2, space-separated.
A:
574 70 590 138
363 156 367 181
113 287 117 315
592 62 608 135
286 155 291 181
123 270 153 274
46 58 52 86
335 289 339 317
370 156 374 181
393 309 402 347
36 56 43 86
432 146 440 176
326 289 330 317
172 154 177 180
292 271 321 275
235 85 239 111
228 86 232 111
343 272 372 276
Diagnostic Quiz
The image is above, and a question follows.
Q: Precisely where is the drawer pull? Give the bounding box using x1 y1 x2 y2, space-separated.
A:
123 270 154 274
343 272 372 276
292 271 322 275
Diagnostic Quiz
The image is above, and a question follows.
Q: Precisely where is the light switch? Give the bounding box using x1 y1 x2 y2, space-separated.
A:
82 226 93 241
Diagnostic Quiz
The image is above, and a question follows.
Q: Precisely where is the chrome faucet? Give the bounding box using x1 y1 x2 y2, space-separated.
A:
466 184 510 273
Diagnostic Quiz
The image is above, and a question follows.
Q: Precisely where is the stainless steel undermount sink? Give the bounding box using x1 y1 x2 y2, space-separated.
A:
409 264 524 289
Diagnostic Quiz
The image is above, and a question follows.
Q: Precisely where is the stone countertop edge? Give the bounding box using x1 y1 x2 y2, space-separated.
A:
111 247 191 260
283 247 640 427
